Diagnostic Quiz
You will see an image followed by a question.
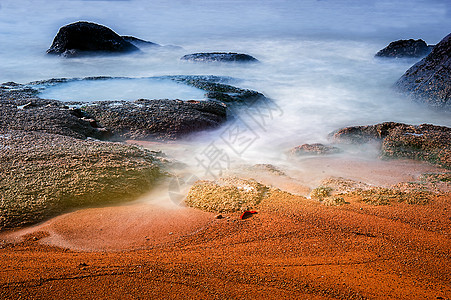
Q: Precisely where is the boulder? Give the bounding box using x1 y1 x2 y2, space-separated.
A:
46 21 139 57
395 33 451 110
375 39 432 58
181 52 258 62
0 130 164 230
332 122 451 169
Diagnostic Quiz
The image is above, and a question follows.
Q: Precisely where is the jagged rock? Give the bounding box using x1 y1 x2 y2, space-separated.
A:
46 21 139 57
332 122 451 169
375 39 432 58
0 130 164 230
290 143 341 156
395 33 451 110
181 52 258 62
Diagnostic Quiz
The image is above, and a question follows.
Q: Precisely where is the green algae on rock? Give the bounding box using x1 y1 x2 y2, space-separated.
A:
0 130 165 230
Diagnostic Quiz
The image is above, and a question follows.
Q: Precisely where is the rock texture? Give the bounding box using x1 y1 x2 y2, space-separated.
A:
290 143 341 156
0 130 163 230
46 21 139 57
2 76 267 141
0 82 108 139
181 52 258 62
332 122 451 169
185 177 269 213
83 99 227 140
375 39 432 58
395 33 451 110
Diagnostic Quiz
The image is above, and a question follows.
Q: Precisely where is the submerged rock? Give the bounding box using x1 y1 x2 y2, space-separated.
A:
332 122 451 169
181 52 258 62
0 130 164 230
395 33 451 110
290 143 341 156
46 21 139 57
375 39 432 58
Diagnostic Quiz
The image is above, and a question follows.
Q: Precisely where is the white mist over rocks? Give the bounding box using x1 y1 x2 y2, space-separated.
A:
1 0 450 172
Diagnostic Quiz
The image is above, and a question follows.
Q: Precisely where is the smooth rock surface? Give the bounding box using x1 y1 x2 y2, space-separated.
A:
46 21 139 57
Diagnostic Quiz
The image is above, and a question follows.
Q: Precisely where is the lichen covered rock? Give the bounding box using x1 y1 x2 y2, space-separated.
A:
185 177 269 213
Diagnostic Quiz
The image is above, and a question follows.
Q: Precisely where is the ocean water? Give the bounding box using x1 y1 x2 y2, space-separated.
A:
1 0 450 172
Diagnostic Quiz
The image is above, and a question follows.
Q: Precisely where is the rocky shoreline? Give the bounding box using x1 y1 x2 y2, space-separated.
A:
0 75 270 230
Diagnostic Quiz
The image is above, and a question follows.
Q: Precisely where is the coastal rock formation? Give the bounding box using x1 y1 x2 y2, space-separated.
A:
332 122 451 169
375 39 432 58
171 75 265 104
46 21 139 57
83 99 227 140
185 177 269 213
0 130 163 230
395 33 451 109
290 143 341 156
181 52 258 62
2 76 266 141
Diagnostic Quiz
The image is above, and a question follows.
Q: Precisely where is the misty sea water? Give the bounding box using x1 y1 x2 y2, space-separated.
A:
0 0 450 166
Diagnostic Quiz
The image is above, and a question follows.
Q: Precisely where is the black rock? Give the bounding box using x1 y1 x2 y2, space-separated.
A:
46 21 139 57
181 52 258 62
395 33 451 110
375 39 432 58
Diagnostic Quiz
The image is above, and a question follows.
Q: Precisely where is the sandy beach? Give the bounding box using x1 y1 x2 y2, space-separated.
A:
1 153 449 299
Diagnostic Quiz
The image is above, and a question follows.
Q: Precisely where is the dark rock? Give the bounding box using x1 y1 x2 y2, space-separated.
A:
0 89 109 140
395 33 451 110
171 75 266 104
375 39 432 58
121 36 160 47
290 143 341 156
331 122 451 169
181 52 258 63
2 76 267 141
82 99 227 141
46 21 139 57
331 122 404 144
0 130 164 230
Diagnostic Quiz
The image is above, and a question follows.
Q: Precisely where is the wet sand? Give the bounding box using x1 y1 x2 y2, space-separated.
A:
0 154 450 299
